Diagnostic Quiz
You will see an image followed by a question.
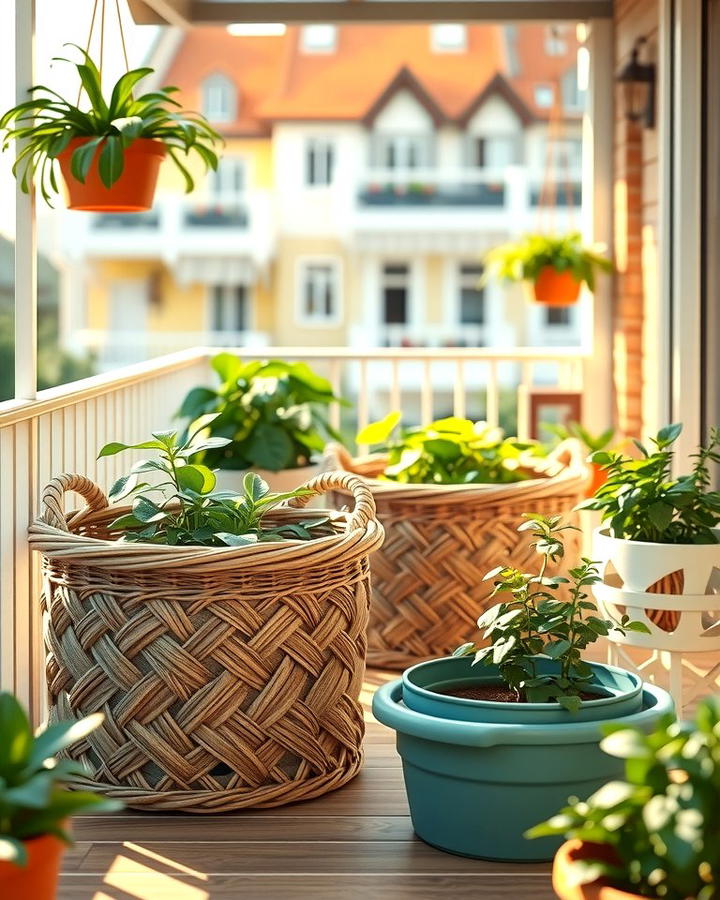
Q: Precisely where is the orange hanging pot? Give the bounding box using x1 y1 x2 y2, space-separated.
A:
57 137 166 212
553 840 644 900
0 832 67 900
530 266 582 306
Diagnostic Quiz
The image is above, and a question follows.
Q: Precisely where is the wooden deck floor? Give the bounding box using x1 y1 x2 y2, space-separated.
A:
60 668 556 900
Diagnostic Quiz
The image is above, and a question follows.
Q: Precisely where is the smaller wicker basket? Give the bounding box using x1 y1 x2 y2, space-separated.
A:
325 440 589 669
29 471 383 813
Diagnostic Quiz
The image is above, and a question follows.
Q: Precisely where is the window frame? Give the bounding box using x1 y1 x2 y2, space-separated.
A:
305 138 336 186
201 73 237 124
430 23 467 53
300 24 338 54
295 257 343 327
208 284 251 333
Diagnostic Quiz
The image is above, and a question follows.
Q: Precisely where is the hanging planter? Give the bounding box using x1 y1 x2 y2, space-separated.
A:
484 232 613 307
0 44 220 211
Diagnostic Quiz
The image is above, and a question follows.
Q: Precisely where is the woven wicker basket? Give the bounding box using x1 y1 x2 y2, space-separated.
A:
29 472 383 812
325 440 588 669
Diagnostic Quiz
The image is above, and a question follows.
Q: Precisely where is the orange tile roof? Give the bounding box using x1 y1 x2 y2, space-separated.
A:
160 24 580 133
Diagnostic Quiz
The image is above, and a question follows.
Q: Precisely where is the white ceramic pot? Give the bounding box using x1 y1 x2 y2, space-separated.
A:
213 464 321 496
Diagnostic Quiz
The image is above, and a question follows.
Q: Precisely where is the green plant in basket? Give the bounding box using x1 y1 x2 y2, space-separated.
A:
178 353 347 473
580 423 720 544
544 421 617 455
357 413 544 485
0 45 220 205
0 692 120 865
483 231 612 292
527 696 720 900
454 515 649 710
98 419 332 547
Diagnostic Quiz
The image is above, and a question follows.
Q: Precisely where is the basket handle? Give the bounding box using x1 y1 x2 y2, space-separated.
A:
284 471 377 532
40 474 110 532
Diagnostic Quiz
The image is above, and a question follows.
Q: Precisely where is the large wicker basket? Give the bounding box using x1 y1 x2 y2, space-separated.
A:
29 471 383 812
325 441 588 669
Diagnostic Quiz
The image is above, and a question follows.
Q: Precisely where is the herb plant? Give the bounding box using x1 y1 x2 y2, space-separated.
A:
528 697 720 900
357 413 544 485
454 515 649 710
483 231 613 292
178 353 346 473
545 422 617 455
0 692 120 866
0 46 220 205
98 421 330 547
581 423 720 544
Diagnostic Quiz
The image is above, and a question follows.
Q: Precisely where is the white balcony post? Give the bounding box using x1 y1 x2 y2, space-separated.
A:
14 0 37 401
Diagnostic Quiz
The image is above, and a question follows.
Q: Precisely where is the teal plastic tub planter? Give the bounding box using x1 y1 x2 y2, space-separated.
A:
372 657 674 862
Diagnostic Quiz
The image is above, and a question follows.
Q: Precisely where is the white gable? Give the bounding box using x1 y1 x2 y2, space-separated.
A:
466 94 522 134
373 89 434 132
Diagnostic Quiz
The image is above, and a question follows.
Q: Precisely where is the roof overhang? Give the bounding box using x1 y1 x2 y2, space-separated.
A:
129 0 612 25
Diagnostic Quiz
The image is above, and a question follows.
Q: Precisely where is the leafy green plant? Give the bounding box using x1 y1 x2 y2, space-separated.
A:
454 515 649 710
0 45 221 205
0 692 120 865
581 423 720 544
483 231 613 292
545 422 617 455
177 353 346 473
98 422 331 547
357 413 544 485
527 697 720 900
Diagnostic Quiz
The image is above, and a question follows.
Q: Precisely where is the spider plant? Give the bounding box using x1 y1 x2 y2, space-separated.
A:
0 45 221 205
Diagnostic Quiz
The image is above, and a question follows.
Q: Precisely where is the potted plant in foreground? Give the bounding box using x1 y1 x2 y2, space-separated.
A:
372 515 672 861
327 416 588 668
529 696 720 900
582 423 720 636
0 46 220 211
483 231 613 306
29 423 383 811
179 352 346 493
0 692 120 898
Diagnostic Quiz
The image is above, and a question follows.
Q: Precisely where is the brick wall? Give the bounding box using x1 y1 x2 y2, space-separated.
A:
613 0 660 437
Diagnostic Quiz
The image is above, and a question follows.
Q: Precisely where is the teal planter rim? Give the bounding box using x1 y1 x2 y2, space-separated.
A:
402 657 643 716
373 679 674 748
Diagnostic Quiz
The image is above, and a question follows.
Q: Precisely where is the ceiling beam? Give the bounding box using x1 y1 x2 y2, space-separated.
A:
128 0 612 25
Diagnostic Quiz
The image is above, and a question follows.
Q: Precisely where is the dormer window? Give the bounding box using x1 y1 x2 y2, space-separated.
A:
201 74 237 123
534 84 555 109
431 24 467 53
561 66 585 111
301 25 337 54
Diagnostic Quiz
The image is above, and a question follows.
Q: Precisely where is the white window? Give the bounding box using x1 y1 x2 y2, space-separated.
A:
201 74 236 123
534 84 555 109
545 306 573 327
382 263 410 325
561 66 585 111
472 136 522 168
301 25 337 53
210 285 249 332
458 264 485 325
209 158 246 198
375 135 432 169
305 139 335 186
431 24 467 53
544 25 568 56
298 261 340 324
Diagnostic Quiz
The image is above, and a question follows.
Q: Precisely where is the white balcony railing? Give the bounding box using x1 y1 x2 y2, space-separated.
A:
0 344 586 725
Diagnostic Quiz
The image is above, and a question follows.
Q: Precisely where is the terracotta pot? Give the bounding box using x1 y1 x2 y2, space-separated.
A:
531 266 582 306
58 137 165 212
0 832 66 900
585 461 609 498
553 840 643 900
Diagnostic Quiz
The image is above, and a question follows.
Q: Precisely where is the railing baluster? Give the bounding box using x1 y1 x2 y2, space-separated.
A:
517 362 533 440
329 358 341 433
390 358 401 415
453 359 465 419
358 359 369 452
486 361 499 427
421 360 432 424
0 426 16 692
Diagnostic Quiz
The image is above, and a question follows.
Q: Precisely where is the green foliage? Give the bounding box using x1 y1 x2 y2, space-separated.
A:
580 424 720 544
483 231 613 292
177 353 346 472
527 697 720 900
453 515 649 708
545 421 616 454
98 423 330 546
0 45 221 206
357 414 545 485
0 692 120 866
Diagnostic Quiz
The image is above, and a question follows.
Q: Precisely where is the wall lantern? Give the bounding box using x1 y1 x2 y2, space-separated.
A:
616 37 656 129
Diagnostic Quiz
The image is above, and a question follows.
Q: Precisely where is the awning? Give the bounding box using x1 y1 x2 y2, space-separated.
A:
129 0 612 25
175 256 257 287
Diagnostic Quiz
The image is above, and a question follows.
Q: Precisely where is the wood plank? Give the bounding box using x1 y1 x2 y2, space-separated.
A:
72 814 416 842
58 873 556 900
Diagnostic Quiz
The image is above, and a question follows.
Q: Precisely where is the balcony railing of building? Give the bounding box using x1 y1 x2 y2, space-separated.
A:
0 344 586 722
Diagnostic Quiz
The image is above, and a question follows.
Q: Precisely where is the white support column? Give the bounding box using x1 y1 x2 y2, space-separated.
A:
14 0 37 401
582 19 614 435
669 0 703 463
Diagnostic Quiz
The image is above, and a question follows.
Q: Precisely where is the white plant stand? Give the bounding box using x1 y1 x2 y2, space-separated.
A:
592 528 720 715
